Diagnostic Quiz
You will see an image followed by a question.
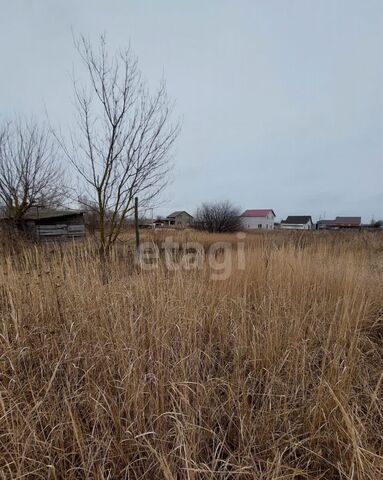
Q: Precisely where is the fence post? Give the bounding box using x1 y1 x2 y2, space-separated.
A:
134 197 140 251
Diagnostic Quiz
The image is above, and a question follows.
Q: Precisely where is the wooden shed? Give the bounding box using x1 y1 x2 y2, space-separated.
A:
11 208 86 240
22 208 85 239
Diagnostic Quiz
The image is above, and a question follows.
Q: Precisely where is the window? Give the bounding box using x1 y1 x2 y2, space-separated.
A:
258 224 262 228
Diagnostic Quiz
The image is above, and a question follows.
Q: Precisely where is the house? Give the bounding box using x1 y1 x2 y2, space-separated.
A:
240 209 276 230
281 216 313 230
166 211 194 227
1 207 86 240
317 216 361 230
138 219 153 229
316 220 333 230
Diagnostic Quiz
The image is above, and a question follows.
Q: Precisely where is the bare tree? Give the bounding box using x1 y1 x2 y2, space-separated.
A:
195 201 241 233
61 35 179 255
0 119 65 222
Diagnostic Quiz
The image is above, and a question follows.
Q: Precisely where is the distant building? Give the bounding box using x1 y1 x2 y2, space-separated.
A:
281 216 313 230
0 207 85 240
240 209 276 230
166 211 194 227
138 219 154 229
317 216 361 230
316 220 333 230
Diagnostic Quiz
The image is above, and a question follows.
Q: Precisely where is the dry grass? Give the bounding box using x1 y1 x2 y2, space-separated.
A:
1 230 383 479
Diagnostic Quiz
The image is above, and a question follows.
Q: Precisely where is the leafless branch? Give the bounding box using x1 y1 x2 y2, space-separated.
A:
63 35 179 252
0 118 67 220
195 201 241 233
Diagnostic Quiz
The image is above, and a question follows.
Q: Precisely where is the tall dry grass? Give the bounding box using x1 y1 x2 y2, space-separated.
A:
1 230 383 479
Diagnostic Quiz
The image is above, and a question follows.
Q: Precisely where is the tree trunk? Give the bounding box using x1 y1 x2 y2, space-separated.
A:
98 244 109 284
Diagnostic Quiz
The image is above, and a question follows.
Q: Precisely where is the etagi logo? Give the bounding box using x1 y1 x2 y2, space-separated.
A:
136 233 246 280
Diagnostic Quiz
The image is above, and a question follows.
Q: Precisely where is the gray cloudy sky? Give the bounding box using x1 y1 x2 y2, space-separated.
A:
1 0 382 221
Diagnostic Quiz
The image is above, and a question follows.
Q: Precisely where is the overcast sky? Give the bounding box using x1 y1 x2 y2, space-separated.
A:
1 0 382 221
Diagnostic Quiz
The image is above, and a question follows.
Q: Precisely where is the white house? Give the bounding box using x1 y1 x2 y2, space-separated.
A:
240 209 276 230
280 216 313 230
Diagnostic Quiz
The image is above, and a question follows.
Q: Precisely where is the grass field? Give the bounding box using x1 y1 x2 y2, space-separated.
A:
1 230 383 479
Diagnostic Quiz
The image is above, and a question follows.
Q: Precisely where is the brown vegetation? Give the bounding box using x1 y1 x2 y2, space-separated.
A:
1 230 383 479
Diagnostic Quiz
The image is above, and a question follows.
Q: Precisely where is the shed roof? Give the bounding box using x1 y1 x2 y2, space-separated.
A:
241 209 275 218
0 208 84 221
317 219 334 225
25 209 84 220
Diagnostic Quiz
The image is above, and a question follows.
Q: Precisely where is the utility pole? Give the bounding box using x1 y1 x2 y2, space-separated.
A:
134 197 140 250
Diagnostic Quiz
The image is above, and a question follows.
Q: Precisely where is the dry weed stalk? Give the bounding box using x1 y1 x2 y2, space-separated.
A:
1 231 383 479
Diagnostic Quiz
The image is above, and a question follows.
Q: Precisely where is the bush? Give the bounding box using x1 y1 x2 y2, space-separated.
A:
195 200 241 232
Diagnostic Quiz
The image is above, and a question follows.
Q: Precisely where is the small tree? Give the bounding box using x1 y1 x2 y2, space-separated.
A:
61 35 179 255
195 201 241 233
0 119 65 222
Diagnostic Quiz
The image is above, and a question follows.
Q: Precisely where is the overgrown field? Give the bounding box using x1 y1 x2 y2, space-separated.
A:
1 230 383 479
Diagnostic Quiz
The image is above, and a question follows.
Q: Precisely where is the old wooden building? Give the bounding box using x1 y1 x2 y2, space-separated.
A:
1 208 86 240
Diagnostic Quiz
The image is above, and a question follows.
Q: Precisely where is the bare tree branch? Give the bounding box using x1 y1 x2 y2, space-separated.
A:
0 118 67 221
195 201 241 233
63 35 179 253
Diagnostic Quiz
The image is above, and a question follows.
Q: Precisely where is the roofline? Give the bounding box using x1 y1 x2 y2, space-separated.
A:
1 209 85 221
282 216 313 224
166 210 193 218
241 209 276 218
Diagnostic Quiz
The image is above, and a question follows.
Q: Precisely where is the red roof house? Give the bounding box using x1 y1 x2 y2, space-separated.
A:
240 209 276 230
317 216 361 230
